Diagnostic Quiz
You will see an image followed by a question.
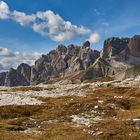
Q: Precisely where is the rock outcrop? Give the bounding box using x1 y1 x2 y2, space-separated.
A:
80 58 115 81
17 63 31 82
101 37 130 59
0 41 98 86
29 42 99 85
4 68 29 86
0 72 7 86
127 35 140 57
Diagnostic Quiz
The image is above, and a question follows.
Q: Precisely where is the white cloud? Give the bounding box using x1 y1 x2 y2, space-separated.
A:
87 33 100 44
32 22 48 36
0 47 41 71
0 47 15 57
0 1 9 19
34 10 91 41
12 10 36 26
0 1 99 42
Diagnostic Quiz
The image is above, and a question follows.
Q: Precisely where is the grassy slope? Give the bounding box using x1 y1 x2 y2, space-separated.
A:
0 87 140 139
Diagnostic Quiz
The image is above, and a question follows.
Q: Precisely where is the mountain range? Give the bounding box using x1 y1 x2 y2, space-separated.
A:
0 35 140 86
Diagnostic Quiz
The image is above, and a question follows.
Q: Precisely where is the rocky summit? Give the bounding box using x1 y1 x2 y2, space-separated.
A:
0 35 140 86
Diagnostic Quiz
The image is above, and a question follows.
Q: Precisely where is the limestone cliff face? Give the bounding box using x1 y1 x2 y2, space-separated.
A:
80 58 115 81
0 35 140 86
4 68 29 86
17 63 31 82
0 72 7 86
101 37 130 59
128 35 140 57
0 41 100 86
30 42 100 84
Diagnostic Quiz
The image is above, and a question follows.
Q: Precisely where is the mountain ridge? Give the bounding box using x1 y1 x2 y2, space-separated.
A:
0 35 140 86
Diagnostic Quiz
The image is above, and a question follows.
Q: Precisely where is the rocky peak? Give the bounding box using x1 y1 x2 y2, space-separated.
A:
0 35 140 86
56 44 67 55
101 37 130 59
4 68 29 86
17 63 31 82
128 35 140 57
67 44 80 56
83 40 90 47
47 50 59 62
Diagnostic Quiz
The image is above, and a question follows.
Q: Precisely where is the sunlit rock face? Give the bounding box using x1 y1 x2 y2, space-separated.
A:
4 68 29 86
100 37 130 59
127 35 140 57
17 63 31 83
0 35 140 86
29 41 100 84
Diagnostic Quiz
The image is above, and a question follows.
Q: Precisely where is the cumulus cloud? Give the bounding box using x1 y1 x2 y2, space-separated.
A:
0 47 15 57
0 47 41 71
12 10 36 26
87 33 100 44
0 1 9 19
0 1 100 43
34 10 91 41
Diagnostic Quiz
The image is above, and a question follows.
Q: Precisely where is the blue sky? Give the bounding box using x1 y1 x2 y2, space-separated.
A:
0 0 140 71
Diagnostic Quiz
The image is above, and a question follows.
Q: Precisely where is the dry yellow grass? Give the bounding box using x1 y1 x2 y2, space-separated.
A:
0 86 140 139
